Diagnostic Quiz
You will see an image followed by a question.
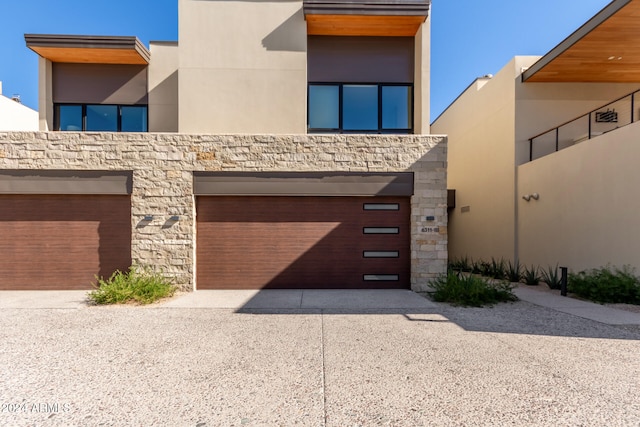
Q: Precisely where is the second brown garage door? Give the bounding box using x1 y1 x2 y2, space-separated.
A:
196 196 410 289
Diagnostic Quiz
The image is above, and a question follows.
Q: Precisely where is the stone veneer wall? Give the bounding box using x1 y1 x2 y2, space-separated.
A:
0 132 447 292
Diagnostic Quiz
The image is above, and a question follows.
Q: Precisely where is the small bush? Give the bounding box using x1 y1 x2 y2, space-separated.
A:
449 256 472 273
489 257 507 280
428 270 518 307
569 265 640 304
506 260 522 283
522 265 541 286
471 258 483 275
541 265 562 290
88 266 176 305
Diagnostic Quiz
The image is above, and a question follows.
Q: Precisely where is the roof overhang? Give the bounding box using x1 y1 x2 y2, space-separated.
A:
522 0 640 83
25 34 150 65
304 0 430 36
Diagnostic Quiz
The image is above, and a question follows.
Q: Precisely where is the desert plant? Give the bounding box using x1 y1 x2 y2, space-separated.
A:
458 255 472 272
471 258 483 275
489 257 507 280
541 265 562 290
506 260 522 283
428 270 518 307
88 266 176 305
522 265 541 286
569 265 640 304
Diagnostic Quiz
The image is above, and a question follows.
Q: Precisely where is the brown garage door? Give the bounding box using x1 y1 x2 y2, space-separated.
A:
0 195 131 290
196 196 409 289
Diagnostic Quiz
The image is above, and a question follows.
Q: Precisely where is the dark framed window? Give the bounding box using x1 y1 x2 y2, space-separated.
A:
308 83 413 134
54 104 148 132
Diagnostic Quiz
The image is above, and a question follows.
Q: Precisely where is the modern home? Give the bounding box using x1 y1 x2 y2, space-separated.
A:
0 0 448 291
0 81 38 131
432 0 640 273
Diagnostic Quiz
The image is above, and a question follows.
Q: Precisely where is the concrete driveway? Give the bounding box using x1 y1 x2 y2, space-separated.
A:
0 290 639 426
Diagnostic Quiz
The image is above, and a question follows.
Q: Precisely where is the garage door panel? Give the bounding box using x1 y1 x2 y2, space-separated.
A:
197 196 410 289
0 195 131 290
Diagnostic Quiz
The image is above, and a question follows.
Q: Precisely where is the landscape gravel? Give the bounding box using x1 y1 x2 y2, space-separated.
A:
0 298 639 426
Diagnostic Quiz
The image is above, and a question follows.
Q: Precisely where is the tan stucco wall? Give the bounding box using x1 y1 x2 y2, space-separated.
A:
431 58 525 262
414 16 430 134
178 0 307 134
38 58 53 131
149 42 179 132
518 120 640 273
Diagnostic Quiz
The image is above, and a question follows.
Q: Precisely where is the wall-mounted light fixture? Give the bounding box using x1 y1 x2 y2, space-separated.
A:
522 193 540 202
530 193 539 200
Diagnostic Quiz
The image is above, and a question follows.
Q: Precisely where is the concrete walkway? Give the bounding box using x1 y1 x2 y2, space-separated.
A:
2 286 640 326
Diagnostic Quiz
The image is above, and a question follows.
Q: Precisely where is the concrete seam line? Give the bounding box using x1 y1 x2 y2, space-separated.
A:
321 310 327 427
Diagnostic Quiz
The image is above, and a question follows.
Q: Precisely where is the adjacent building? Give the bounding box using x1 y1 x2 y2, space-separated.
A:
432 0 640 273
0 81 38 131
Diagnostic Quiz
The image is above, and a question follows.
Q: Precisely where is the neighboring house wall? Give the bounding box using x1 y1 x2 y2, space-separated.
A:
177 0 307 134
431 57 524 262
515 80 640 165
518 120 640 272
149 41 179 132
0 83 39 131
434 52 640 270
0 132 447 291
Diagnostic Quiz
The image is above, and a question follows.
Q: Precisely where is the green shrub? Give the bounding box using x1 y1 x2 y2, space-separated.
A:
489 257 507 280
471 258 483 275
569 265 640 304
522 265 541 286
541 265 562 290
506 260 522 283
428 270 518 307
449 256 472 273
88 266 176 305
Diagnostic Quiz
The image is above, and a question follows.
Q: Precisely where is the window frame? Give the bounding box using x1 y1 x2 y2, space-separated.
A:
54 103 149 132
307 82 414 134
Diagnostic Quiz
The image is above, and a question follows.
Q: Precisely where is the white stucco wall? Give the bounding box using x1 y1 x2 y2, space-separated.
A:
0 84 39 131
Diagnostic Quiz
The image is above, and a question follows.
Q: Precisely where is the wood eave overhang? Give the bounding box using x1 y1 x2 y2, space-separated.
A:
522 0 640 83
304 0 430 36
25 34 150 65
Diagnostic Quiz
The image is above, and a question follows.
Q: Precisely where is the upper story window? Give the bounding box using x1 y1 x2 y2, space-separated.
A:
55 104 148 132
308 83 412 133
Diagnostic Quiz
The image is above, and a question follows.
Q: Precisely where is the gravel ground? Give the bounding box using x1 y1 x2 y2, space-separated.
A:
1 300 639 426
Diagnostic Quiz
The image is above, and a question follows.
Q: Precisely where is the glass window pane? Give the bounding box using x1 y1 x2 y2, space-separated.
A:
86 105 118 131
382 86 411 129
343 85 378 131
121 106 148 132
308 85 339 129
57 105 83 131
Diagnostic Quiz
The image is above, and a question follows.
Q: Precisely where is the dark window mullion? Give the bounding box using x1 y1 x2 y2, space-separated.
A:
82 105 87 131
338 84 344 132
378 84 383 134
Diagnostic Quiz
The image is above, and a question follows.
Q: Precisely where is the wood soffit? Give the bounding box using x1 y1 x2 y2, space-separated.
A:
524 0 640 83
25 35 150 65
306 15 426 36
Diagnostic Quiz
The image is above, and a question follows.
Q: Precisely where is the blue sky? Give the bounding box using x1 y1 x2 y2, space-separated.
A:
0 0 611 122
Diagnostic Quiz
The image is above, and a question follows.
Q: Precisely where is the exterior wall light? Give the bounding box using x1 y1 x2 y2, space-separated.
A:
522 195 531 202
522 193 540 202
531 193 539 200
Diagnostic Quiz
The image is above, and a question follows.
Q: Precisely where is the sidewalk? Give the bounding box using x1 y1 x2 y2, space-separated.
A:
1 287 640 326
514 284 640 326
